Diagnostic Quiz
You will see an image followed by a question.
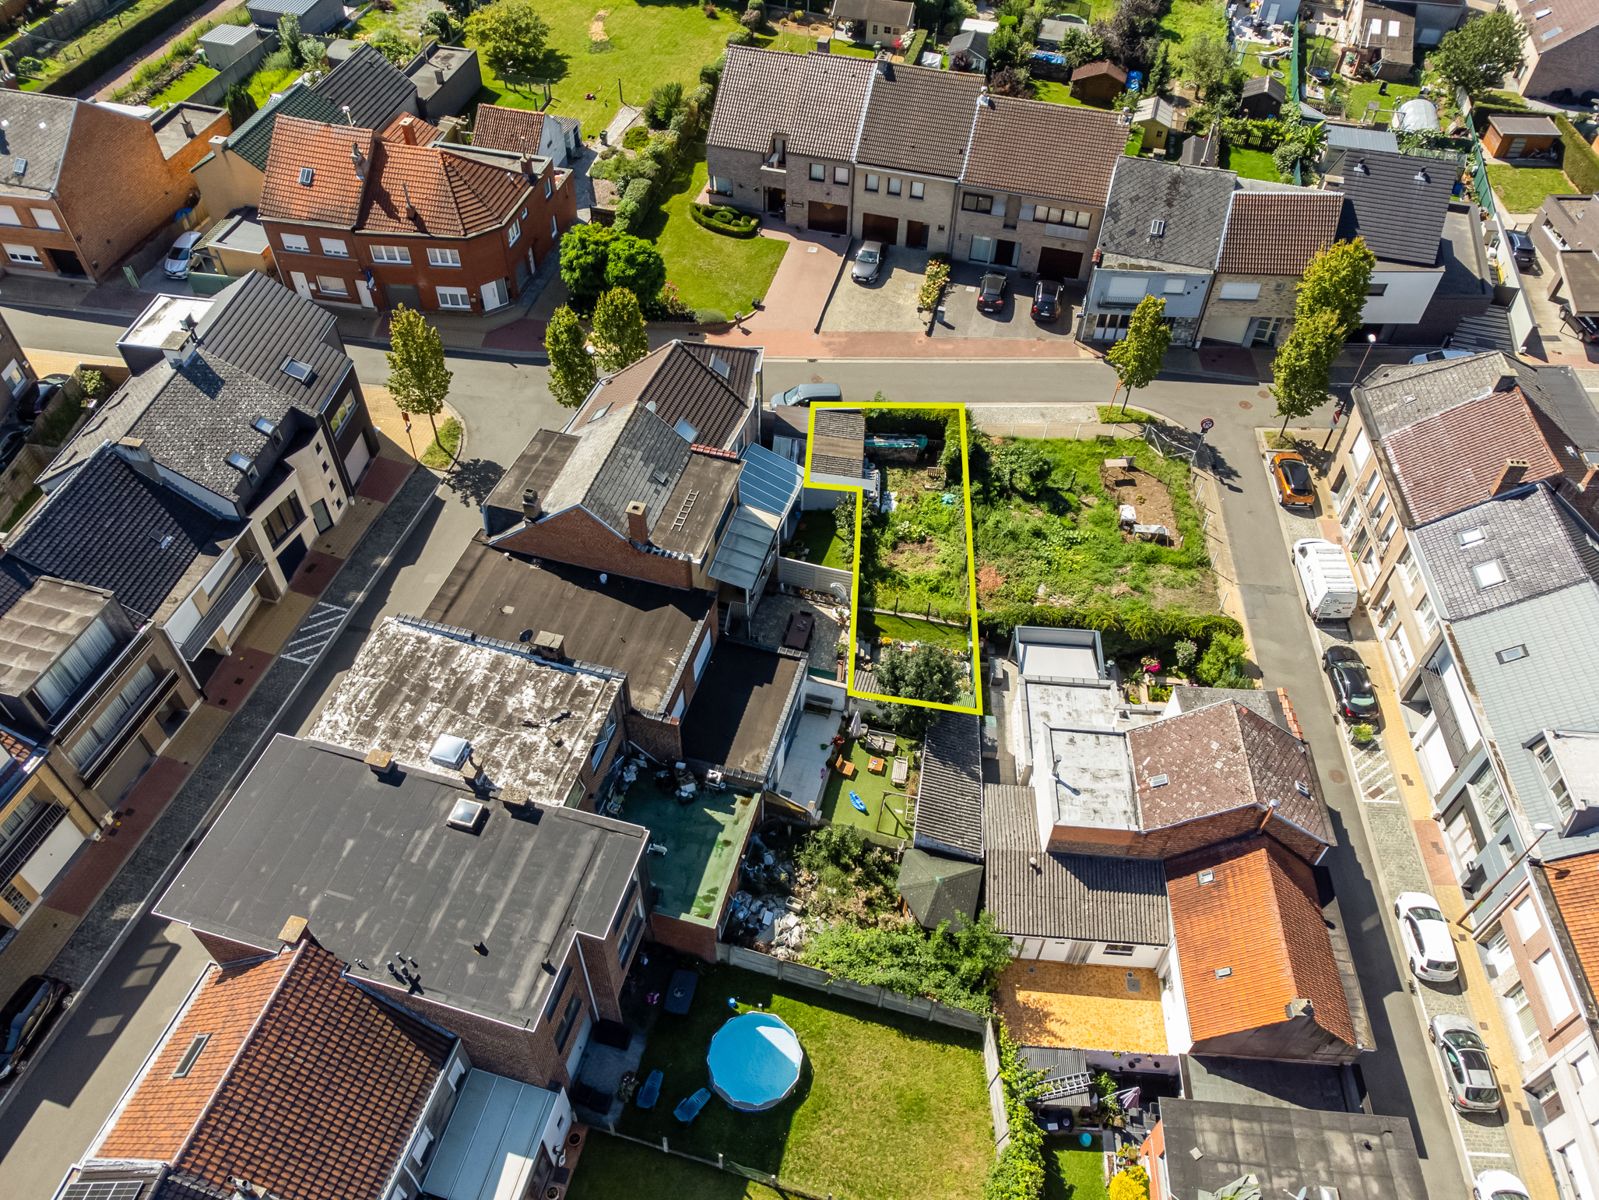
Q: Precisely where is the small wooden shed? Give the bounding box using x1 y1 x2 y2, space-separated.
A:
1070 60 1128 108
1482 113 1560 160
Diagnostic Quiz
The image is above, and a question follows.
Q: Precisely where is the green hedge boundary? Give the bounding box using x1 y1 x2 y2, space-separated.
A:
1554 115 1599 195
42 0 213 96
903 28 928 65
978 603 1244 662
689 202 760 238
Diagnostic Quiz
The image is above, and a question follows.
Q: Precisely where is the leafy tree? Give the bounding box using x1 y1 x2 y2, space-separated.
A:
1108 1165 1152 1200
1431 10 1526 100
278 13 302 66
877 643 962 738
604 233 666 301
1271 106 1327 182
1295 237 1376 336
545 305 595 408
441 0 478 21
991 443 1051 497
1270 307 1343 436
1106 294 1171 412
590 287 649 374
741 0 766 30
299 37 328 71
833 492 858 564
386 306 452 444
1195 631 1253 689
800 910 1014 1014
987 22 1023 70
76 368 108 401
465 0 551 87
1183 33 1232 98
1145 40 1170 94
421 10 459 43
558 223 616 303
224 83 258 127
370 29 417 64
645 81 684 129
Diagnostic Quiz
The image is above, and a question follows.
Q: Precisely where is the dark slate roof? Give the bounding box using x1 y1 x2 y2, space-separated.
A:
8 448 234 621
1412 483 1599 621
983 782 1170 944
855 61 981 178
1099 158 1237 269
482 428 579 537
196 270 349 413
0 92 76 196
913 712 983 860
1240 74 1286 101
708 46 874 162
1330 150 1454 266
223 83 341 172
312 42 419 129
569 341 754 450
897 848 983 930
155 735 646 1027
543 403 693 538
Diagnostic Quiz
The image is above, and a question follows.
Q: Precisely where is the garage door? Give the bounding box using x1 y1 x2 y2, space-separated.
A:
1038 246 1084 282
343 431 372 484
861 212 899 244
807 201 848 234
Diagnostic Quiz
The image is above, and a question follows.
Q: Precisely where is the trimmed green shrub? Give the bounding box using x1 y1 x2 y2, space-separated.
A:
612 176 654 235
1556 115 1599 195
903 28 928 64
979 604 1245 666
622 124 650 151
984 1025 1046 1200
689 202 759 237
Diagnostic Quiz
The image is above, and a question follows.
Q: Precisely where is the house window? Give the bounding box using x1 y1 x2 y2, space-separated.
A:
544 174 553 199
0 206 18 225
1535 739 1573 825
370 244 411 264
437 286 471 310
554 993 583 1051
619 909 645 963
864 173 879 192
172 1034 211 1078
550 215 559 239
1163 277 1187 294
409 1128 434 1167
32 614 119 718
280 233 310 253
1483 927 1512 978
1514 896 1540 940
1416 593 1437 639
1396 547 1418 592
833 165 849 184
962 192 994 213
316 275 349 297
1350 428 1371 471
1535 949 1575 1024
809 163 825 182
4 244 41 266
1219 281 1261 301
1576 1052 1597 1088
1102 943 1136 956
544 964 572 1019
507 219 521 245
29 209 59 230
428 247 462 267
909 180 925 199
887 177 902 196
327 391 356 435
65 663 160 772
261 492 307 547
1507 983 1538 1057
1367 282 1388 296
1473 559 1506 588
319 237 349 258
709 175 732 196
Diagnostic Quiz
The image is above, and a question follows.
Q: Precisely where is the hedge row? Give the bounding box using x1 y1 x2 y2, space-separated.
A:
903 28 928 65
978 603 1244 662
1554 115 1599 195
689 202 759 238
612 176 654 236
43 0 213 96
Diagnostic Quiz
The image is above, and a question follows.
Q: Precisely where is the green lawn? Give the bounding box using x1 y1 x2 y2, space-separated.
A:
642 155 788 322
1487 164 1575 214
1225 145 1281 182
818 726 915 839
1044 1143 1110 1200
470 0 747 132
247 65 303 106
859 611 972 655
420 416 463 468
786 511 850 569
1034 79 1090 107
1053 0 1118 22
151 63 219 106
14 0 200 91
1163 0 1229 77
573 1134 784 1200
616 966 991 1200
1340 78 1422 125
761 29 820 54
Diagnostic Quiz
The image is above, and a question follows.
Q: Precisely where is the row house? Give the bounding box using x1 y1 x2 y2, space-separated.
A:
259 113 576 314
705 48 1127 282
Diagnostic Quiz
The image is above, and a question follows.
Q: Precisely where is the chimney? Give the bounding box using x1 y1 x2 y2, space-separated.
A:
117 436 159 479
625 499 650 544
179 112 195 138
518 151 534 178
364 747 395 777
395 116 416 145
531 630 566 661
1494 458 1532 496
434 66 446 84
210 134 228 156
350 143 367 179
160 326 199 368
277 914 310 947
1285 997 1317 1022
521 486 541 520
401 180 417 220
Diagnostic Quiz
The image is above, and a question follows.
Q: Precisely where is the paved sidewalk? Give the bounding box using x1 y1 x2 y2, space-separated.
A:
1261 431 1557 1200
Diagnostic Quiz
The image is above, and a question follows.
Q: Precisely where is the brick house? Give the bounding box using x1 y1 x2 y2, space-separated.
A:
1200 189 1346 348
260 113 576 314
0 92 198 283
191 83 341 220
565 340 763 453
1508 0 1599 101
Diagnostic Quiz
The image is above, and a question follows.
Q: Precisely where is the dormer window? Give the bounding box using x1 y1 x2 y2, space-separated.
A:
1533 738 1573 826
252 416 278 439
767 136 786 167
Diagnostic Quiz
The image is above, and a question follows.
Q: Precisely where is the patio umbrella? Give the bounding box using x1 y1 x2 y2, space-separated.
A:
848 709 863 739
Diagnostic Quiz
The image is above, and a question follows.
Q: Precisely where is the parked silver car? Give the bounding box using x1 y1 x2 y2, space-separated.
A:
1429 1013 1500 1112
851 240 884 284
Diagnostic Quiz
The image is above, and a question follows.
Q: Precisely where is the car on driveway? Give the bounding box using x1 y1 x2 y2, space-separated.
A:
772 383 842 407
1269 450 1315 508
0 975 68 1082
1474 1170 1530 1200
1321 645 1381 728
1408 348 1474 365
1031 280 1063 323
1504 229 1535 270
1561 305 1599 343
163 230 202 280
851 240 884 285
1395 891 1458 983
977 272 1008 314
1429 1013 1501 1112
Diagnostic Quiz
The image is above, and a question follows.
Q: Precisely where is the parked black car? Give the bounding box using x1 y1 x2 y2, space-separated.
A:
1504 229 1535 271
977 272 1009 314
1321 645 1381 728
1561 305 1599 344
0 975 68 1081
1031 280 1063 323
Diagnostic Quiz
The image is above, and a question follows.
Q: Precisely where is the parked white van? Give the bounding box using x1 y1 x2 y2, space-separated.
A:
1292 538 1358 622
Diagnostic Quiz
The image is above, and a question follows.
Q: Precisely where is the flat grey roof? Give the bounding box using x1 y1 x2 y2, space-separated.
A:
680 641 801 778
308 617 621 809
156 735 646 1027
1020 675 1137 831
0 578 114 696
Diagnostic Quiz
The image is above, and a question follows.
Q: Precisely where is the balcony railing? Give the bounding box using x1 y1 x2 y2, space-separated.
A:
180 559 267 659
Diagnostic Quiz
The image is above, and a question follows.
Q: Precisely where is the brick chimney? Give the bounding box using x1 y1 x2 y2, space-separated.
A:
521 487 541 521
625 499 650 544
277 914 313 948
1493 458 1532 496
394 116 416 145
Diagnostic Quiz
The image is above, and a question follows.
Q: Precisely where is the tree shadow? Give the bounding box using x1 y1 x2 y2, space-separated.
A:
496 47 571 91
442 456 504 508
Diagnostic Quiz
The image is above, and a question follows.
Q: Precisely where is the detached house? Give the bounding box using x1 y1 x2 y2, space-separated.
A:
259 113 576 314
565 340 763 453
473 102 583 167
1201 188 1346 348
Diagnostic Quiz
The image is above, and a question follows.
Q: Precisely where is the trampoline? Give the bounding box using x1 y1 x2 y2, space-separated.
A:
706 1012 804 1112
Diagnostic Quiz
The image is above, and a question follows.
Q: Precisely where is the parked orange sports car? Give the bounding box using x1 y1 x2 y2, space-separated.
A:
1270 451 1315 509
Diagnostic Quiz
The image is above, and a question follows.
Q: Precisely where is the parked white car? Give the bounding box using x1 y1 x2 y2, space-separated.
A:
1394 891 1459 983
163 230 202 280
1474 1170 1530 1200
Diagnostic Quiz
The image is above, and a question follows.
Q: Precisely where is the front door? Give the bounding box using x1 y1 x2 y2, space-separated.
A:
995 239 1019 267
355 278 375 308
290 271 312 299
51 248 85 276
765 187 786 216
565 1012 593 1078
969 235 994 264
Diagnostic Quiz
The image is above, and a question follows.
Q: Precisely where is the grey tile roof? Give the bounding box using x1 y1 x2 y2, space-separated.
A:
914 712 983 860
195 270 349 413
810 408 866 477
570 341 753 449
1329 150 1454 266
855 61 982 179
224 83 341 172
708 47 875 162
1412 483 1599 621
482 428 578 537
983 782 1170 943
313 42 419 130
0 92 77 197
7 448 234 622
156 735 646 1027
543 403 692 538
1169 685 1286 728
1098 158 1237 269
1355 351 1537 440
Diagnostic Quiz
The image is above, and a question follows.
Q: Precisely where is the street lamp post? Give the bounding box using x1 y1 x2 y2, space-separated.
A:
1352 332 1377 383
1457 821 1557 929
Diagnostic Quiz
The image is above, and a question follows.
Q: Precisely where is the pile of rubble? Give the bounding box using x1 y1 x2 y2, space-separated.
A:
727 891 810 959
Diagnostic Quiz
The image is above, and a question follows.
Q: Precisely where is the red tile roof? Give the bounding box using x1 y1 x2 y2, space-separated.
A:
471 103 549 153
380 112 441 146
1168 837 1357 1053
1542 852 1599 996
1218 191 1346 275
1381 386 1588 526
359 142 528 237
93 942 450 1200
259 116 376 227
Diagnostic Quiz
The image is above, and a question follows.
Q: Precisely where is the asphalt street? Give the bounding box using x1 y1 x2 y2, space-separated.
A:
0 310 1488 1198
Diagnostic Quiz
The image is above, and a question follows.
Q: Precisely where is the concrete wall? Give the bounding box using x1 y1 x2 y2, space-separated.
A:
1360 265 1444 331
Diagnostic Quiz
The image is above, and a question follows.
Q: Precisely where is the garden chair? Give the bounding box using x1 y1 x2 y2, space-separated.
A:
674 1087 712 1123
834 755 856 779
636 1069 663 1110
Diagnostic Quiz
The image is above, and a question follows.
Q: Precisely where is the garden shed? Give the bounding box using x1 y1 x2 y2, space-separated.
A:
247 0 344 35
1070 60 1127 107
198 23 261 71
1482 113 1560 160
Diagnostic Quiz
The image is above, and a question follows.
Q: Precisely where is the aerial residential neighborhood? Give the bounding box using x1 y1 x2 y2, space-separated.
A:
0 0 1598 1198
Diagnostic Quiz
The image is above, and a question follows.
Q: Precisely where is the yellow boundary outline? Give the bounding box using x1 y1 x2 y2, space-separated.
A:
803 401 983 716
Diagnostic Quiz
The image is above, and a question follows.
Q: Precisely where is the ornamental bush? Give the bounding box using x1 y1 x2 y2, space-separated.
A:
689 203 759 237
